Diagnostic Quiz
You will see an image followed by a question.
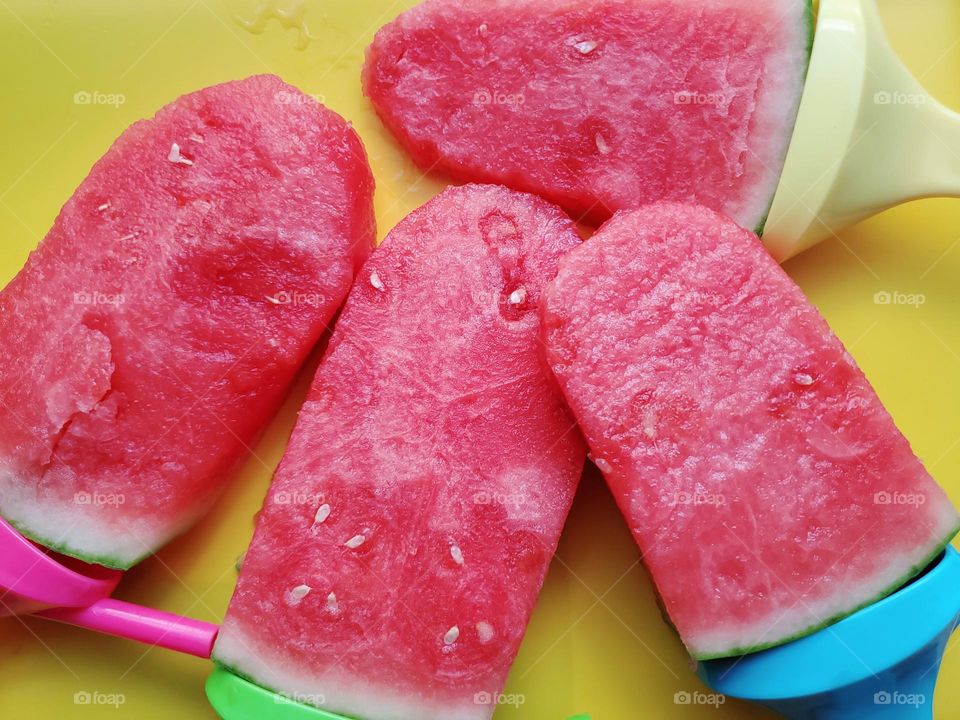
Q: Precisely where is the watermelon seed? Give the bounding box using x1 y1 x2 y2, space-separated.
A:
286 584 312 606
476 621 494 644
370 270 385 291
314 503 331 525
794 372 814 386
478 23 488 35
326 592 339 615
345 534 365 549
450 544 464 565
167 143 194 166
97 202 110 212
643 410 657 439
574 40 598 55
444 626 460 645
594 457 612 473
595 133 612 155
189 133 204 143
507 287 526 305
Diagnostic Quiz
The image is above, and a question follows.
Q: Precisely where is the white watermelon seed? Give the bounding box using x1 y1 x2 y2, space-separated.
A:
595 133 612 155
345 534 365 549
476 621 494 644
643 410 657 439
575 40 598 55
326 592 339 614
478 23 488 35
97 202 110 212
189 133 204 143
450 544 464 566
594 457 613 473
444 626 460 645
794 372 814 386
167 143 194 166
370 271 385 291
314 503 331 525
508 287 527 305
286 584 311 606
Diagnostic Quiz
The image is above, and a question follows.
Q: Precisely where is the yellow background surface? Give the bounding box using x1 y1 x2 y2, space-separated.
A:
1 1 959 718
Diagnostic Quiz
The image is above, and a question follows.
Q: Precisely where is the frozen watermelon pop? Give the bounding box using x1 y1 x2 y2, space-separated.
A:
209 184 586 720
543 202 959 657
366 0 960 260
542 202 960 715
0 74 375 571
363 0 811 230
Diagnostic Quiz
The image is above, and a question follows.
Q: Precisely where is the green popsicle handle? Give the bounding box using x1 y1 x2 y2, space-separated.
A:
207 666 593 720
206 667 354 720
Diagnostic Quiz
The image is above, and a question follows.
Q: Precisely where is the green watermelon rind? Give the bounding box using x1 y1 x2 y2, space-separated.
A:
754 0 815 237
693 526 960 661
4 514 151 571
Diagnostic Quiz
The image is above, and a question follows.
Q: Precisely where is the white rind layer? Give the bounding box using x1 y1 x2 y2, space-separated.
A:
0 460 184 568
213 621 493 720
734 0 811 230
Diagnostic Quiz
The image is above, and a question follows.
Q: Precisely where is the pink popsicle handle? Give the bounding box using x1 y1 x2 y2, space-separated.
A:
39 599 219 658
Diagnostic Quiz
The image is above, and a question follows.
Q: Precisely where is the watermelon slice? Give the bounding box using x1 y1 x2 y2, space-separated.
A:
541 202 960 659
363 0 811 230
213 184 586 719
0 75 376 569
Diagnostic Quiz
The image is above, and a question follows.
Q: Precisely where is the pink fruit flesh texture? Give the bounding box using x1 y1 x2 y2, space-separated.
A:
542 202 960 658
363 0 809 228
0 74 375 569
214 184 586 720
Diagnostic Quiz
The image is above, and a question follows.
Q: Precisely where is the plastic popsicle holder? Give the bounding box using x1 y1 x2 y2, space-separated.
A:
698 546 960 718
0 515 218 657
763 0 960 261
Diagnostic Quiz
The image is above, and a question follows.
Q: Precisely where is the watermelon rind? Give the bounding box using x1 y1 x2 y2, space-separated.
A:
694 526 960 660
754 0 815 237
3 516 137 570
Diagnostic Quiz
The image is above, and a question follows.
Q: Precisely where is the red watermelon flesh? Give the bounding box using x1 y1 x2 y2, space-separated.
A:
541 203 960 659
0 75 375 569
214 185 586 720
363 0 810 229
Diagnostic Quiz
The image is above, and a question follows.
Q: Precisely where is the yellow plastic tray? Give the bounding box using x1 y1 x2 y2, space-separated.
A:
1 1 959 718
